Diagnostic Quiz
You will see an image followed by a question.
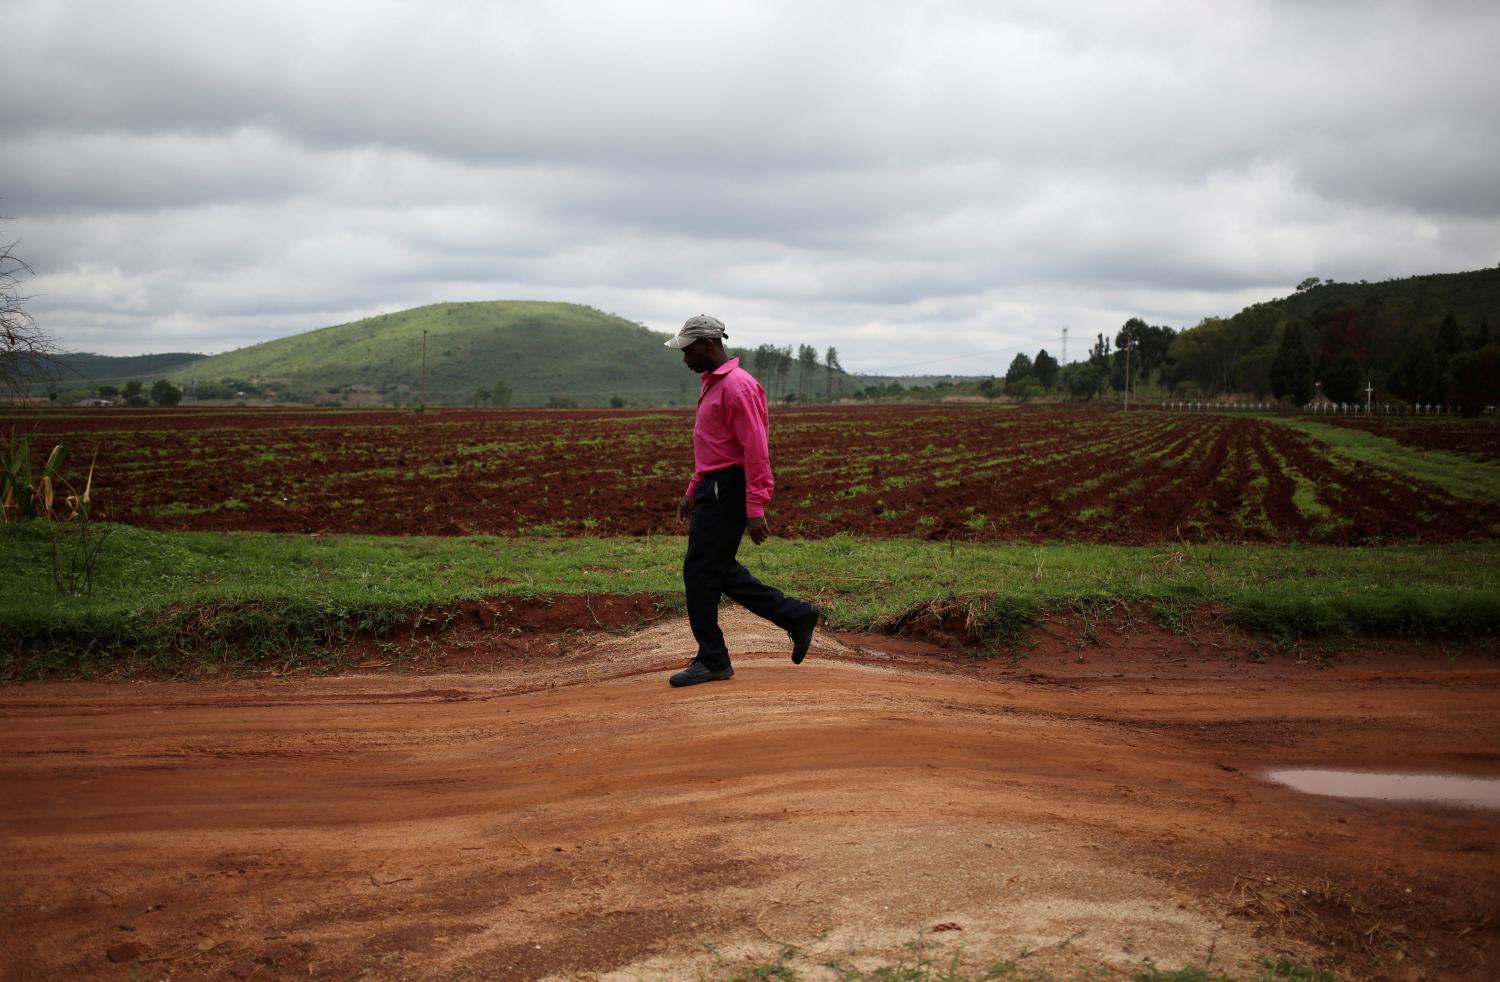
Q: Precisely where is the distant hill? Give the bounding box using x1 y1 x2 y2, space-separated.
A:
166 302 745 408
29 351 205 388
1271 267 1499 340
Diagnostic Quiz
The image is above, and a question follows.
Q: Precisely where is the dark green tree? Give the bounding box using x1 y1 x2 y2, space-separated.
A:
1322 351 1363 404
1386 332 1441 404
1005 376 1043 401
1088 332 1110 367
1434 310 1464 381
122 379 148 406
1170 318 1237 396
1233 345 1275 400
1061 362 1104 401
1473 316 1491 350
150 379 182 406
1004 352 1033 383
98 384 119 400
1032 349 1059 390
824 346 842 400
1268 322 1313 403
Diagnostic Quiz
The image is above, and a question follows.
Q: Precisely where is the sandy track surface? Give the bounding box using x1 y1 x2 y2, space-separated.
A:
4 611 1498 980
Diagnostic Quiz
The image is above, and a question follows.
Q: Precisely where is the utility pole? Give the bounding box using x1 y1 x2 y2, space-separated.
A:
420 329 428 409
1061 326 1068 365
1124 338 1134 410
1364 376 1373 414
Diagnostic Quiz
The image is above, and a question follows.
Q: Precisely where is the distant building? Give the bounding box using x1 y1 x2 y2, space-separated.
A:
77 398 114 407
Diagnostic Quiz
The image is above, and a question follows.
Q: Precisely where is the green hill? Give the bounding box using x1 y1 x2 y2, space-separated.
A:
169 302 718 408
26 352 205 397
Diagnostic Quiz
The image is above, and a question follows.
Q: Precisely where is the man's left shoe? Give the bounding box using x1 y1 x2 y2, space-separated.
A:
789 605 820 665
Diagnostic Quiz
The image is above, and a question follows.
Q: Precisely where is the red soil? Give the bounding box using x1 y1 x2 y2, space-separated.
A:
1321 415 1500 462
3 609 1497 980
6 405 1495 543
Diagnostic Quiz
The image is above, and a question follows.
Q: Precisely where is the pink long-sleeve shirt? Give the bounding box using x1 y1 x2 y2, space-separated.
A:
684 358 774 517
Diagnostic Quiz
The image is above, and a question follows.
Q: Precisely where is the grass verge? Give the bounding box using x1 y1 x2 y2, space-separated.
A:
3 525 1497 676
1271 417 1500 505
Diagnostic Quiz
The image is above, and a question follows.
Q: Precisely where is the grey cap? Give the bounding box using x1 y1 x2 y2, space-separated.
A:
664 314 728 348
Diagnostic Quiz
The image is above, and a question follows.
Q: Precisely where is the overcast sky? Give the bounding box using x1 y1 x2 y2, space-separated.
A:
4 0 1498 375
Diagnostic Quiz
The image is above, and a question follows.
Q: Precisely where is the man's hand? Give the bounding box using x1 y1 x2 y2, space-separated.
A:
677 495 694 522
747 515 770 545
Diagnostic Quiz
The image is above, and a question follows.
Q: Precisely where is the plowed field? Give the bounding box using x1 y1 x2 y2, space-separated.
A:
1321 415 1500 462
6 405 1497 543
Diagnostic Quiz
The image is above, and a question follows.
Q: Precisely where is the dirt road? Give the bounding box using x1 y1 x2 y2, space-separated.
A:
4 611 1498 980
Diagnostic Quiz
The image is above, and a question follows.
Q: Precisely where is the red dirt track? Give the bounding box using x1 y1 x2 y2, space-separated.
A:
4 611 1499 980
7 405 1496 543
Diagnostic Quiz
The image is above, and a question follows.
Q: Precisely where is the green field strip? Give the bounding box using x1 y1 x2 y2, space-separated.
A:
1271 418 1500 504
4 526 1497 673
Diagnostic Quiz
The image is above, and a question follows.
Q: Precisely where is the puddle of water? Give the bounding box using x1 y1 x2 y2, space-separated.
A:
1266 769 1500 810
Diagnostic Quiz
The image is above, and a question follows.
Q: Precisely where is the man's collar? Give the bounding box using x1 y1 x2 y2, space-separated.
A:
706 357 739 377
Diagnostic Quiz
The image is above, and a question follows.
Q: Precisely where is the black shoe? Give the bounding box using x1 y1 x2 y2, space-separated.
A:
789 605 820 665
669 660 734 687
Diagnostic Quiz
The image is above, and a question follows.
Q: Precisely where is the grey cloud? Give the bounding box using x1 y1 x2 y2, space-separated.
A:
5 0 1499 366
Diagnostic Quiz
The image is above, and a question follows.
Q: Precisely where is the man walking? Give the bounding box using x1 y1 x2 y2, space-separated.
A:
665 315 819 687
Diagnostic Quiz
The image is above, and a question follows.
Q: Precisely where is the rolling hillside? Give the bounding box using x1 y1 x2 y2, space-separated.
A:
168 302 720 407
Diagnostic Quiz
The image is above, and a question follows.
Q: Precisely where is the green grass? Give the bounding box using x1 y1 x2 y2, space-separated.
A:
3 525 1497 676
1272 418 1500 505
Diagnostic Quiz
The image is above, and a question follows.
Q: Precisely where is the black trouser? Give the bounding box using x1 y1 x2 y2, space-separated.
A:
684 466 811 670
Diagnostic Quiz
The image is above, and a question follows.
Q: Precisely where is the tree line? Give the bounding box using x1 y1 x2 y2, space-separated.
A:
745 343 845 403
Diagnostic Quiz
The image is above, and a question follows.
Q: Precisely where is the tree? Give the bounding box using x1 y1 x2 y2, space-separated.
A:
1004 376 1043 401
824 346 842 400
753 343 775 385
98 384 119 400
1088 333 1111 367
2 235 58 401
1446 345 1500 414
150 379 183 406
1268 321 1313 403
1386 332 1441 405
1473 316 1491 350
1169 318 1237 396
977 377 998 400
796 344 819 401
472 387 490 407
1322 351 1363 404
1434 310 1463 382
492 378 512 407
1004 352 1033 383
1114 318 1148 388
774 345 793 401
121 380 148 407
1032 349 1059 390
1295 277 1322 293
1233 345 1275 400
1060 362 1104 401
